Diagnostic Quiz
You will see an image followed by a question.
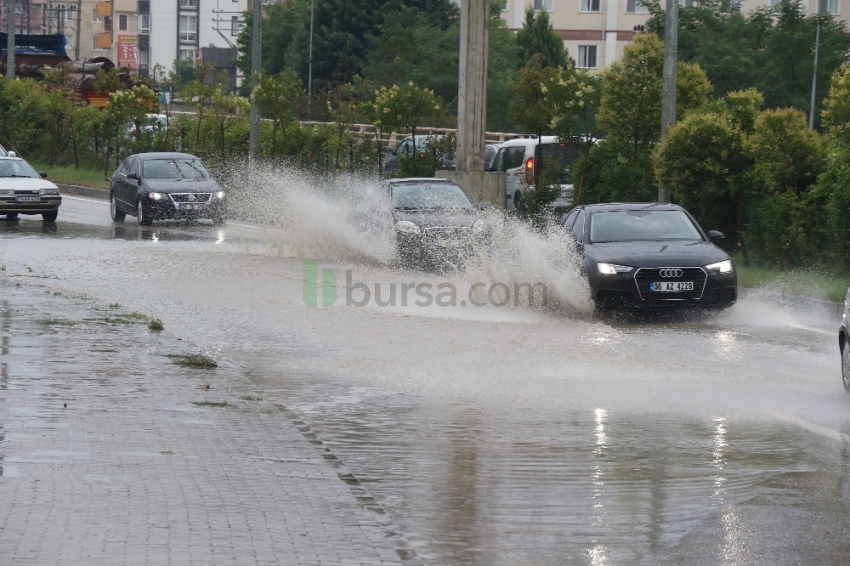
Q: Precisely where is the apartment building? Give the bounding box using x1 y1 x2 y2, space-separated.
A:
499 0 850 69
145 0 249 83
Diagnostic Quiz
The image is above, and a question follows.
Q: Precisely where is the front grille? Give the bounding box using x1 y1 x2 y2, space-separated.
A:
634 267 708 301
169 193 211 203
422 227 471 239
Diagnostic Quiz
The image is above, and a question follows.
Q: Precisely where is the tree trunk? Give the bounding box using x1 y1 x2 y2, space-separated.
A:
736 191 749 267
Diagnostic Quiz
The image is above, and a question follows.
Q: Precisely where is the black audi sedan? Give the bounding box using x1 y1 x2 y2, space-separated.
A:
109 152 226 226
377 178 488 266
562 203 737 308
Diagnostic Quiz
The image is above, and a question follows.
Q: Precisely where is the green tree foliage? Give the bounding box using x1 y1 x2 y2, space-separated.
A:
593 33 712 202
745 108 825 266
373 82 442 176
254 70 305 158
646 0 850 126
514 7 569 68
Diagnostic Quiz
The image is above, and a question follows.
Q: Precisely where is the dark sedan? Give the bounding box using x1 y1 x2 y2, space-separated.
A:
109 152 226 226
380 178 488 267
562 203 737 309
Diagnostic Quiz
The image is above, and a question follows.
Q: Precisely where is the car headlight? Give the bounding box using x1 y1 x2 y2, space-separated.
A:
472 219 486 234
0 189 13 196
705 259 733 273
395 220 421 235
215 191 226 199
148 192 165 201
597 263 633 275
38 188 59 195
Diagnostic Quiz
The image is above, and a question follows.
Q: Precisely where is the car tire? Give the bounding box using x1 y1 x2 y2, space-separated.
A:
4 212 18 220
842 338 850 392
110 192 126 222
137 199 152 226
42 211 58 222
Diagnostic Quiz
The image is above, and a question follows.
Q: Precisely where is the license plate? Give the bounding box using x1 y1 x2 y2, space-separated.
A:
15 196 40 203
433 238 461 248
179 203 204 211
650 281 694 292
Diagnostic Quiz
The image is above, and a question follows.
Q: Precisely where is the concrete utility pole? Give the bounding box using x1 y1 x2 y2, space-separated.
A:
658 0 678 203
248 0 262 159
809 12 821 129
308 0 314 98
456 0 488 174
6 0 16 80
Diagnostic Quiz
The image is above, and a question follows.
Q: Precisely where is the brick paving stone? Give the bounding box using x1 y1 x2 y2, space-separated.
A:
0 282 413 566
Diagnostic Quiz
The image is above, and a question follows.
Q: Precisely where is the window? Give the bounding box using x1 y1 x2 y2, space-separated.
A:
498 0 508 10
231 16 240 36
769 0 781 10
138 49 150 66
581 0 601 11
571 211 586 242
179 0 198 7
819 0 839 14
119 14 128 30
179 15 197 42
103 16 113 32
534 0 554 11
139 14 150 33
679 0 695 6
577 45 597 68
626 0 647 12
178 48 196 61
91 7 101 22
63 8 75 22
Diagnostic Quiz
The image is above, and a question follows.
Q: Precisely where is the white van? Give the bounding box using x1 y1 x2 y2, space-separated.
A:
490 136 579 217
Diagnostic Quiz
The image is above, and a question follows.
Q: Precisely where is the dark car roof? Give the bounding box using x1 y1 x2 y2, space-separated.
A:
132 152 201 161
578 202 685 212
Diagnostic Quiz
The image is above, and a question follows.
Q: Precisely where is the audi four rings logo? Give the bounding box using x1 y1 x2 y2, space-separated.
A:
659 269 683 278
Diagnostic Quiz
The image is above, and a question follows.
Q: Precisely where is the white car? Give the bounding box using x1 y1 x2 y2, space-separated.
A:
0 156 62 221
490 136 580 217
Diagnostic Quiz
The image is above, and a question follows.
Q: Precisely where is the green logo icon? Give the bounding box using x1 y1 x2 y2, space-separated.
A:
302 259 337 307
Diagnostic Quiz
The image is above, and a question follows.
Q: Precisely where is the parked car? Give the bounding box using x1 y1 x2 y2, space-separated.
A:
109 152 226 226
838 287 850 391
354 178 488 267
562 203 737 309
0 156 61 221
484 143 501 172
491 136 580 217
383 135 455 175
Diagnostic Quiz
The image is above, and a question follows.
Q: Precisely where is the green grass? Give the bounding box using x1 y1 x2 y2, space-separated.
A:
37 319 76 327
191 401 228 408
167 354 218 369
29 162 110 190
239 396 263 401
148 318 164 331
735 263 849 302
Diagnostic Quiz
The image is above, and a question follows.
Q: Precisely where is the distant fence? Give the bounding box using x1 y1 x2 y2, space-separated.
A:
167 110 519 148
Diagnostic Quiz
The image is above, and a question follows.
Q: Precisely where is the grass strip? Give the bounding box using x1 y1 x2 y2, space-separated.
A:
167 354 218 369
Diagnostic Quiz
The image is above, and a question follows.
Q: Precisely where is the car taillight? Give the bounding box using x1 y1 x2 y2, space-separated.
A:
525 157 534 186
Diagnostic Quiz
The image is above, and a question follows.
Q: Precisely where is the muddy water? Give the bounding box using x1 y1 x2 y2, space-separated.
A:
1 194 850 564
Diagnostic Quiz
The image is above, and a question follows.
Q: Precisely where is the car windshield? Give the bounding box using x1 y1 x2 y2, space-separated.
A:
392 183 472 209
589 210 703 243
0 146 7 156
0 159 40 178
143 158 210 180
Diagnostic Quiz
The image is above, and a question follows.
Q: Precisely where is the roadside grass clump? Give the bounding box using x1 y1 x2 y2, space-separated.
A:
0 265 5 271
191 401 228 408
90 349 118 353
37 319 76 327
167 354 218 369
148 318 163 331
108 303 121 309
239 396 263 401
160 450 173 455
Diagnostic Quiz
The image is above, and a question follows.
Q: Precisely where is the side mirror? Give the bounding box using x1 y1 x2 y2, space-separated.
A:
128 173 141 183
8 151 17 157
39 172 48 179
708 230 724 241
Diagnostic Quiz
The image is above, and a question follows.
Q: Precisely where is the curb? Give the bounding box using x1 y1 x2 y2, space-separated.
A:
739 287 844 318
57 183 109 200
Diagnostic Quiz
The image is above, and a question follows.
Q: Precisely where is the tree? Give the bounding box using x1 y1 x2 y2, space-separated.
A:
596 33 711 201
745 108 825 266
373 82 442 176
543 67 602 205
254 70 305 158
514 7 569 68
178 62 221 153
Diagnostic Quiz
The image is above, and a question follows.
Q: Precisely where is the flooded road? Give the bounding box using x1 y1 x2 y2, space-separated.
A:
2 195 850 565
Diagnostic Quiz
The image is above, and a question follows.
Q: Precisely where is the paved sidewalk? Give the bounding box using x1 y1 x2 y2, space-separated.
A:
0 280 411 566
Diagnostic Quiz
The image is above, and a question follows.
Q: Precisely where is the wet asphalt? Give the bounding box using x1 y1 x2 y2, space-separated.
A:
1 196 850 566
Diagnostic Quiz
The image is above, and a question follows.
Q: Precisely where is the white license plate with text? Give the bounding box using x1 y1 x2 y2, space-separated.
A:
15 196 40 203
649 281 694 292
